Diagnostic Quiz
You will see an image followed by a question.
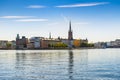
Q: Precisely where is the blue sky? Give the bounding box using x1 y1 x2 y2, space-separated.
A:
0 0 120 42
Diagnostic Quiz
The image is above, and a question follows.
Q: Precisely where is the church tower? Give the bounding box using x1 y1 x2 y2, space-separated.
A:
68 21 73 40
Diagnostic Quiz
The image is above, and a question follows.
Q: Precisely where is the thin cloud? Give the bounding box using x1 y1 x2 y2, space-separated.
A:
0 16 33 19
56 2 109 8
16 19 48 22
27 5 46 8
74 22 89 25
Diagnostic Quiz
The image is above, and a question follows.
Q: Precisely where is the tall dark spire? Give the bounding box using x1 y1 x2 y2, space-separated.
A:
69 21 72 32
49 32 51 39
68 21 73 40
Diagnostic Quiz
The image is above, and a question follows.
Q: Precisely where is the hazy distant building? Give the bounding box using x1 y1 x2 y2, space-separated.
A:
107 39 120 48
94 42 106 48
115 39 120 47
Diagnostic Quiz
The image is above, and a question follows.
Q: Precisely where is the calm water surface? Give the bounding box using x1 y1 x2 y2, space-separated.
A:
0 49 120 80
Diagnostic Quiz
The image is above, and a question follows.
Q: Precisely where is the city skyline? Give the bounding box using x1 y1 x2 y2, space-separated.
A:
0 0 120 42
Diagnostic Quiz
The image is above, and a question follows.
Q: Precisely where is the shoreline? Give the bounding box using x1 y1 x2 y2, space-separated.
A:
0 47 120 50
0 47 94 50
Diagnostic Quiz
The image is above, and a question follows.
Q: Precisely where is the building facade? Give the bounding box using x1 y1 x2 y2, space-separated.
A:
16 34 28 49
29 37 42 49
0 40 8 49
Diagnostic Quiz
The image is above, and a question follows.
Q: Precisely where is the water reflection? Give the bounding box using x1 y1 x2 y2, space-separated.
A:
0 49 119 80
16 52 26 62
68 50 74 80
73 50 88 80
14 50 89 80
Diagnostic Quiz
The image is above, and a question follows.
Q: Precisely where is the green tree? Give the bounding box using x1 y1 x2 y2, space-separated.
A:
80 43 88 47
80 43 94 47
6 42 12 48
52 42 68 48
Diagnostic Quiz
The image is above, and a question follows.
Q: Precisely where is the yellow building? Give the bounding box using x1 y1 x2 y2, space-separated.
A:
73 39 80 47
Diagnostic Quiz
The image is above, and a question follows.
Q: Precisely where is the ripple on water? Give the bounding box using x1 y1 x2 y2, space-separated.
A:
0 49 120 80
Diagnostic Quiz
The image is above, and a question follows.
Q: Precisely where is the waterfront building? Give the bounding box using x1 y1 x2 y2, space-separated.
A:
40 36 69 49
107 39 120 48
110 41 117 47
94 42 106 48
94 42 102 48
115 39 120 47
16 34 28 49
29 37 43 49
80 38 88 44
27 43 34 49
40 39 49 48
106 42 111 47
61 39 69 45
73 39 81 48
0 40 8 49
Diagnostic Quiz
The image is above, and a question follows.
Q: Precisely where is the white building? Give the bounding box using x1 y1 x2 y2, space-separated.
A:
61 39 68 45
110 41 117 47
29 37 44 49
106 39 120 47
94 42 106 48
106 42 111 47
94 42 102 48
115 39 120 46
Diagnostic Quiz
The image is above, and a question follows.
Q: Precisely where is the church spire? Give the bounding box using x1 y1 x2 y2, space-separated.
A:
69 21 72 32
49 32 51 39
68 21 73 40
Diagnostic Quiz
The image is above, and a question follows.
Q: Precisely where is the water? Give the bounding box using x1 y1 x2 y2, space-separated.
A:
0 49 120 80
